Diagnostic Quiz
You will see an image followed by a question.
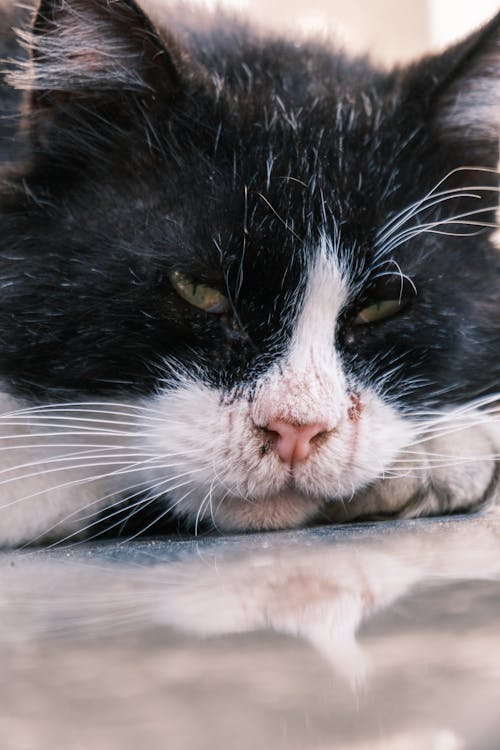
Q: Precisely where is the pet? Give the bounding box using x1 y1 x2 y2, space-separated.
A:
0 0 497 544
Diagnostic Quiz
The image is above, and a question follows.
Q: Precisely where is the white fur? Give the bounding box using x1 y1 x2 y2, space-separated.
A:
252 246 348 429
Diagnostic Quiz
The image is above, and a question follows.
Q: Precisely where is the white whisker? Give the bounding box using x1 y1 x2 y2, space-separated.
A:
118 486 197 544
2 401 165 418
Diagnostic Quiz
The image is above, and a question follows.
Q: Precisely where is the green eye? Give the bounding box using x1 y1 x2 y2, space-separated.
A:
353 299 405 325
169 270 230 314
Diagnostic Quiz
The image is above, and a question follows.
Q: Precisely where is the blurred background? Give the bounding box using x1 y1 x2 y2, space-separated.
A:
182 0 499 63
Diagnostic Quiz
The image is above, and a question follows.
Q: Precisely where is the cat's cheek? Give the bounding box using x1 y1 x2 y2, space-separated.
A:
325 413 500 522
137 383 292 520
347 389 416 484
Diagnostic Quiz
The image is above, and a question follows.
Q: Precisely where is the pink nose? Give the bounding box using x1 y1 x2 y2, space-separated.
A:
264 419 329 466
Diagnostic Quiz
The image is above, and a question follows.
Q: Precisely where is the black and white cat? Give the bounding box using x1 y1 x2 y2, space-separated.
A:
0 0 498 545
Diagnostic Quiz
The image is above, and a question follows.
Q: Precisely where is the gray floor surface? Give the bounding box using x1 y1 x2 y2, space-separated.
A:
2 513 500 749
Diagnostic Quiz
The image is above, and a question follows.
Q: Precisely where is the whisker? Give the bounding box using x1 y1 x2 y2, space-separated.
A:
0 458 166 512
194 489 212 536
0 414 150 429
0 428 148 438
375 165 499 246
118 486 197 544
23 480 149 547
376 186 499 248
381 206 498 255
2 401 166 419
42 472 204 548
410 393 499 421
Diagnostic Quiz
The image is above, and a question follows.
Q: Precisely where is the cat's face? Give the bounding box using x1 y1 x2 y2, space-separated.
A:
0 0 498 537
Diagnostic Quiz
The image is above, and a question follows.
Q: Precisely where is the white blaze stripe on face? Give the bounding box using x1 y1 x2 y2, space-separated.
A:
252 243 349 429
289 244 348 371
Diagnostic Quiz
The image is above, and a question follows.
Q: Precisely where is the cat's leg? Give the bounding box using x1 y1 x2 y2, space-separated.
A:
326 410 500 522
0 392 131 546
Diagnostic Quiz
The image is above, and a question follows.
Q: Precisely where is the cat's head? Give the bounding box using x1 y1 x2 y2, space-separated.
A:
1 0 499 532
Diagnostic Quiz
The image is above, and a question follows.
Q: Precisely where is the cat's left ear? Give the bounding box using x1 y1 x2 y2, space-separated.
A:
422 12 499 160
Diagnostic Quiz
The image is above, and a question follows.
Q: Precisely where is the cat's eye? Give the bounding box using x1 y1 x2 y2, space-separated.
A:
353 299 405 325
169 271 230 314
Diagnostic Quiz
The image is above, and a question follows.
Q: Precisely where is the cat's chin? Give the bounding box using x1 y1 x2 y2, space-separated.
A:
208 491 323 532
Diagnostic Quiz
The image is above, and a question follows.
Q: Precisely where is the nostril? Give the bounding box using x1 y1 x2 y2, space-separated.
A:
261 419 329 466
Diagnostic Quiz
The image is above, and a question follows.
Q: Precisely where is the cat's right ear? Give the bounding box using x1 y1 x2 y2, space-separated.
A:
8 0 188 157
413 11 499 163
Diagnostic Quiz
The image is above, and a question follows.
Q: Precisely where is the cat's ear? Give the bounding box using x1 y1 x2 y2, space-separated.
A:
428 12 499 158
8 0 184 155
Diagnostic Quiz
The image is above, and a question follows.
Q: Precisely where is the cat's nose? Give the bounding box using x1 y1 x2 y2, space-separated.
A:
264 419 329 466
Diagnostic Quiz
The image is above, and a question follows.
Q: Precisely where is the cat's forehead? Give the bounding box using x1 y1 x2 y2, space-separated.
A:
186 66 411 255
225 87 394 176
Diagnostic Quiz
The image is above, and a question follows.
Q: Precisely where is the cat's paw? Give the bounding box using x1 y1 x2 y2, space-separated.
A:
326 417 500 522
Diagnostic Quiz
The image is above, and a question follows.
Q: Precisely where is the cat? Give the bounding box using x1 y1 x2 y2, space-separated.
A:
0 0 498 545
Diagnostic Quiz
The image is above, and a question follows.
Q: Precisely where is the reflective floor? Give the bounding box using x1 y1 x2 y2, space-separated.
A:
2 513 500 749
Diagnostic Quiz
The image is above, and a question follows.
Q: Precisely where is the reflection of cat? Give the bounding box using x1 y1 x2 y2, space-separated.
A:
149 522 500 686
3 518 500 691
0 2 498 544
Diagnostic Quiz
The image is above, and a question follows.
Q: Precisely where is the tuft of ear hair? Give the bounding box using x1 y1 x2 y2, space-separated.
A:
4 0 188 162
7 0 180 96
434 11 499 146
